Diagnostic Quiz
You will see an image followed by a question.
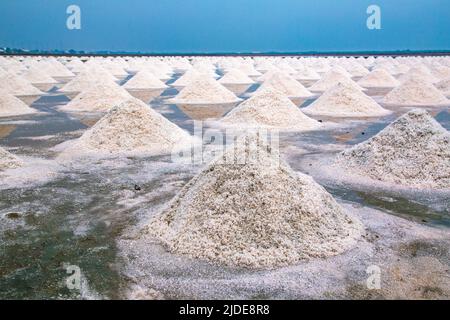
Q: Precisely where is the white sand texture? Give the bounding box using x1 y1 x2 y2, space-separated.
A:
59 83 133 112
357 68 400 88
145 134 362 269
58 98 194 158
0 90 37 117
256 72 313 98
0 146 23 170
123 70 168 90
382 78 450 106
221 87 321 131
168 76 241 104
335 109 450 190
302 82 392 117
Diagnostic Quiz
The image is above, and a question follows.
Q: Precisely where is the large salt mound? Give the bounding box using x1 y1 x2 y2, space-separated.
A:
303 82 392 117
60 83 133 112
308 70 364 92
0 146 23 170
435 78 450 96
146 134 362 269
0 73 43 96
382 78 450 106
357 68 400 88
123 70 168 90
218 68 255 85
221 88 321 131
59 98 194 158
256 72 313 98
168 76 241 104
335 109 450 189
0 90 37 117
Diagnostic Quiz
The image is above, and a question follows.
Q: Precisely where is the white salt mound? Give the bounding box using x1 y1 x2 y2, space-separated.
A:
256 72 313 98
219 69 255 85
0 73 43 96
435 78 450 96
0 146 23 170
357 68 400 88
335 109 450 189
293 67 321 81
303 82 392 117
171 69 202 87
221 88 321 131
168 76 241 104
146 134 362 269
382 78 450 106
60 66 117 93
123 70 168 90
308 70 364 92
0 91 37 117
60 83 133 112
59 98 193 158
21 66 57 84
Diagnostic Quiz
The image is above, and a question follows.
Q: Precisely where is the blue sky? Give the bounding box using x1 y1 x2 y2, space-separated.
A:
0 0 449 53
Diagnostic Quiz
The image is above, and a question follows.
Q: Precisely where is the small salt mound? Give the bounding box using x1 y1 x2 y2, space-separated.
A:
59 98 193 157
171 69 202 87
60 83 133 112
382 78 449 106
38 59 74 78
221 88 321 131
0 146 23 170
145 134 362 269
435 78 450 96
0 90 37 117
303 82 392 117
237 63 262 77
21 66 57 84
168 76 241 104
123 70 168 90
256 72 313 98
219 69 255 85
345 63 370 77
335 109 450 189
60 66 118 93
308 70 364 92
293 67 321 81
357 68 401 88
399 66 439 84
430 65 450 80
0 73 43 96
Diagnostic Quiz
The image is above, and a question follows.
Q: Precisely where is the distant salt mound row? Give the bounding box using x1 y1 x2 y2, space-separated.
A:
221 88 321 131
146 134 362 269
308 70 364 92
303 82 392 117
0 73 43 96
335 109 450 189
60 66 118 93
60 83 133 112
0 91 37 117
357 68 400 88
219 68 255 85
168 76 241 104
256 72 313 98
123 70 168 90
382 78 450 106
58 98 194 158
435 78 450 96
0 146 23 170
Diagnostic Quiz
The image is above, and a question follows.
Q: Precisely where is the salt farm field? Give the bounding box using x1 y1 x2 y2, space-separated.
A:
0 55 449 299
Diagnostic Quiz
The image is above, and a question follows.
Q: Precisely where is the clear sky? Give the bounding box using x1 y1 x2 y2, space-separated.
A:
0 0 449 53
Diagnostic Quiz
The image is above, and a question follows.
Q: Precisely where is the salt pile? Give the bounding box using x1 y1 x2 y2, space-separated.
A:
58 98 194 158
218 69 255 85
382 78 450 106
256 72 313 98
21 66 57 85
60 66 118 94
293 67 321 81
357 68 400 88
399 66 439 84
0 90 37 117
221 88 321 131
60 83 133 112
145 134 362 269
171 69 202 87
303 82 392 117
0 73 43 96
168 76 241 104
308 70 364 92
335 109 450 189
435 78 450 96
123 70 168 90
0 146 23 170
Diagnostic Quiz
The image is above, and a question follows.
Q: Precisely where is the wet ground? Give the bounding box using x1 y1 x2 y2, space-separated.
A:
0 71 449 299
